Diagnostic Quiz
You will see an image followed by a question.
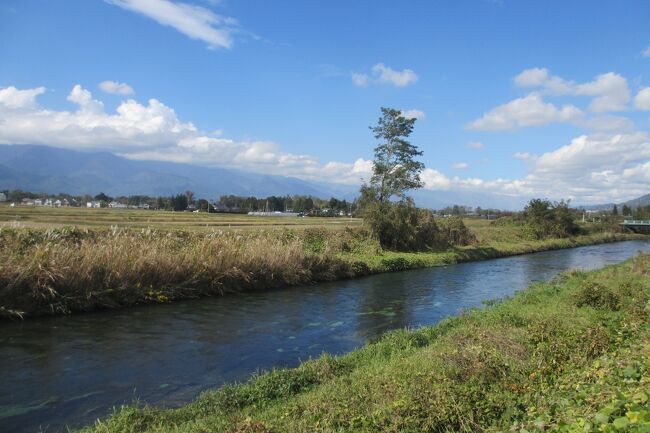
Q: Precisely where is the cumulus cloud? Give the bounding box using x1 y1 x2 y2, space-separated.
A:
514 68 631 112
99 80 135 95
106 0 237 49
635 87 650 110
0 86 46 109
418 131 650 204
400 109 425 120
514 67 573 94
575 72 631 112
643 46 650 58
467 93 583 130
351 63 418 87
371 63 418 87
0 84 373 184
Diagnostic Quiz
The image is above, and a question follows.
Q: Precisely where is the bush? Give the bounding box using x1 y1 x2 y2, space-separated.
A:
364 202 445 251
524 199 581 239
574 280 621 310
437 217 476 246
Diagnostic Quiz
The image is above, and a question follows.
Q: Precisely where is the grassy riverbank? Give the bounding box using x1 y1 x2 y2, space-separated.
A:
80 253 650 433
0 216 645 319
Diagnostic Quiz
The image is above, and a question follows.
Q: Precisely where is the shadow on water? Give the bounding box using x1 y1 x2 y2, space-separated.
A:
1 240 648 433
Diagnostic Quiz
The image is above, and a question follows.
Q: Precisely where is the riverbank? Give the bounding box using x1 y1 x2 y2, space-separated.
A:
0 220 645 319
79 253 650 432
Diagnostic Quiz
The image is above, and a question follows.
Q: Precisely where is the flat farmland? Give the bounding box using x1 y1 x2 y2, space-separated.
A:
0 205 362 231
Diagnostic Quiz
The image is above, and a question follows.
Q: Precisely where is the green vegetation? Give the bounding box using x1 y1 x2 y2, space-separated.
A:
79 253 650 433
523 199 580 239
0 205 643 319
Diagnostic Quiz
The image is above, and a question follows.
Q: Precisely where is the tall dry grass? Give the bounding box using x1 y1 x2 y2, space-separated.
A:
0 227 377 318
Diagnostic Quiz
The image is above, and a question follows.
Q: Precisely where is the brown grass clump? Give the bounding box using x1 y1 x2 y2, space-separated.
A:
0 227 371 318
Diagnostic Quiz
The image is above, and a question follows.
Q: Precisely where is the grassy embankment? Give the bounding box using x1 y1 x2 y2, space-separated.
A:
80 254 650 433
0 205 645 319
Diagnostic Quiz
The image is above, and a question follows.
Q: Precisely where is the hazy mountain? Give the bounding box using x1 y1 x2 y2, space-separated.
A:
580 193 650 211
0 144 527 209
0 144 344 199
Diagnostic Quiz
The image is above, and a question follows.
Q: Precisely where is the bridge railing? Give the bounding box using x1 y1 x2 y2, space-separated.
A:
621 219 650 225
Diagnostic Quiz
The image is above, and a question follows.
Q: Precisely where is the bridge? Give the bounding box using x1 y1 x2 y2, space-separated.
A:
620 219 650 234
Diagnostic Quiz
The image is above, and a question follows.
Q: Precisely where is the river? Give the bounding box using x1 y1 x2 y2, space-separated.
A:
1 239 649 433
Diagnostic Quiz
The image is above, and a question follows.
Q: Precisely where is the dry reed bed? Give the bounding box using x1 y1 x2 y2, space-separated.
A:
0 227 373 319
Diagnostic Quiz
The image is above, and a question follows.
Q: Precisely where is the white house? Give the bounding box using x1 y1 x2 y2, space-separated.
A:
86 201 101 208
0 192 6 202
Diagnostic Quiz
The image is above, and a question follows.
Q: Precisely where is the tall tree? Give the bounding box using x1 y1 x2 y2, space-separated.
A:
369 107 424 203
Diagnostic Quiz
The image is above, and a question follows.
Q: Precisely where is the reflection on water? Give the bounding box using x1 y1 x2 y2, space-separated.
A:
1 240 648 433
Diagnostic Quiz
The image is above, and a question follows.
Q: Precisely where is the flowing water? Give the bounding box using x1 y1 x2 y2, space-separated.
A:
2 240 649 433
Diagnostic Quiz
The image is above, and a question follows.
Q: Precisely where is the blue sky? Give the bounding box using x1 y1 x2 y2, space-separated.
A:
1 0 649 205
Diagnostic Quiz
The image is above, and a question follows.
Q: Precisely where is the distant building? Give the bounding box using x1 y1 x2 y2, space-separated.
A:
87 201 101 208
108 201 128 209
0 192 6 202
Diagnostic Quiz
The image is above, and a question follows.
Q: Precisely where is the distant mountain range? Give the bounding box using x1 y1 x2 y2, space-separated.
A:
0 144 356 199
580 194 650 211
0 144 528 209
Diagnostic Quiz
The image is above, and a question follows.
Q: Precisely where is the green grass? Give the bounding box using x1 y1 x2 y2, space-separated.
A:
78 254 650 433
0 206 645 319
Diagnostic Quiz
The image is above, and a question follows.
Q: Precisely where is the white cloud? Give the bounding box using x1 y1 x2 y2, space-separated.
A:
635 87 650 110
419 131 650 204
0 84 373 185
351 73 369 87
106 0 236 49
452 162 469 170
642 46 650 58
0 86 46 109
421 168 452 190
400 109 425 120
514 68 631 112
575 72 631 112
352 63 418 87
99 80 135 95
467 93 583 130
514 67 573 94
371 63 418 87
465 141 484 149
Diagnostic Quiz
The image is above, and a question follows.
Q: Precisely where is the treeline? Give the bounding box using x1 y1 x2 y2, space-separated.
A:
433 204 513 218
0 189 356 216
215 195 355 215
611 203 650 219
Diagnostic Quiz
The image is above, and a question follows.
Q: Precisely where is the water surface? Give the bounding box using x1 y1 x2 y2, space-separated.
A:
1 240 649 433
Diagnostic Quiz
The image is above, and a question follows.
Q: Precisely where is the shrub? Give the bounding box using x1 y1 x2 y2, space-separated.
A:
363 202 445 251
437 217 476 246
574 280 621 310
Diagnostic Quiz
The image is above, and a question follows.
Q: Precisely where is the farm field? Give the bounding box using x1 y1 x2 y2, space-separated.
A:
0 204 362 231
